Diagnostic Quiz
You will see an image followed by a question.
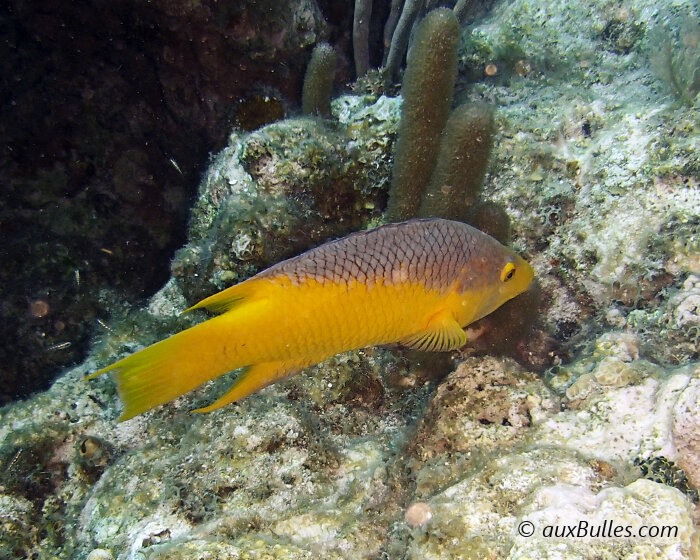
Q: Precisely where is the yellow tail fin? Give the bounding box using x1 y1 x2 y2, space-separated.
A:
87 314 246 421
87 277 278 421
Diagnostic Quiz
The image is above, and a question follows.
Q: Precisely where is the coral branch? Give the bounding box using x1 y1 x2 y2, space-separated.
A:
385 8 460 221
384 0 425 86
302 43 337 117
353 0 373 78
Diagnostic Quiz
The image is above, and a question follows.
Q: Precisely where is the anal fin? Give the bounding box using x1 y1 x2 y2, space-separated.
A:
193 359 303 414
400 309 467 352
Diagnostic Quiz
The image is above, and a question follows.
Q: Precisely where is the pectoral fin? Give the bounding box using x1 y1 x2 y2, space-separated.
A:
400 309 467 352
192 359 303 414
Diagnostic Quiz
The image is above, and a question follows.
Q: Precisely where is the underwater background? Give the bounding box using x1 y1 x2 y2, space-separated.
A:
0 0 698 558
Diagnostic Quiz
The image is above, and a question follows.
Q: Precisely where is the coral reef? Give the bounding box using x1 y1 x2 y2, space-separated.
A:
1 0 699 557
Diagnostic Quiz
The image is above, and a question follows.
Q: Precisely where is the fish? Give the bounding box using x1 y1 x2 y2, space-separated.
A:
88 218 534 421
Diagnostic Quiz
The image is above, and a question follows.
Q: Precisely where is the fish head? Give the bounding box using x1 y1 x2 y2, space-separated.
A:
496 250 535 303
455 234 535 325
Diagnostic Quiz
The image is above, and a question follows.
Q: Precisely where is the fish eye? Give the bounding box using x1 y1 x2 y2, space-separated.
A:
500 262 516 282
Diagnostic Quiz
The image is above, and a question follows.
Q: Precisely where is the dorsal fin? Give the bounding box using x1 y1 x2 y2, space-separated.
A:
184 278 262 314
400 309 467 352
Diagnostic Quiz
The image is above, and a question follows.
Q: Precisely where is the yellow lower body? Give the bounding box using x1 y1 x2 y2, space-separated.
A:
90 276 464 420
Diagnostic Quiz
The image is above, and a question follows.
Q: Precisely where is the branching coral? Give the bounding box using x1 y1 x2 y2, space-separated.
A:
352 0 486 82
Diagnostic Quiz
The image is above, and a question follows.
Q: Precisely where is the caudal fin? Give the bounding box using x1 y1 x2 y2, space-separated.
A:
87 314 246 421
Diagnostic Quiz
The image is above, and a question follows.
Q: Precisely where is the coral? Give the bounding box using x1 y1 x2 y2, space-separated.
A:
171 96 395 303
547 331 644 395
383 0 424 85
478 0 700 365
301 43 337 117
540 363 695 468
593 356 640 387
408 356 558 496
672 275 700 330
400 336 700 557
404 449 698 559
385 8 461 221
381 9 537 361
417 103 496 221
383 0 490 85
352 0 372 78
70 347 416 558
144 536 345 559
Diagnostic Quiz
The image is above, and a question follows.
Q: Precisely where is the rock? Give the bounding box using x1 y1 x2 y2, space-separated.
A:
673 374 700 488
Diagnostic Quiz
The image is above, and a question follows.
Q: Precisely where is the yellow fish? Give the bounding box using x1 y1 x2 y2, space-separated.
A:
88 218 534 421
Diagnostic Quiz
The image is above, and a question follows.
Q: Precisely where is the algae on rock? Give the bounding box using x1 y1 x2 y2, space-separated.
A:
172 96 397 305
